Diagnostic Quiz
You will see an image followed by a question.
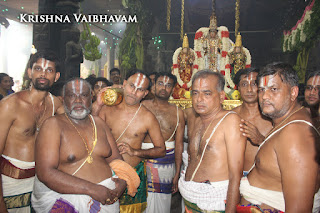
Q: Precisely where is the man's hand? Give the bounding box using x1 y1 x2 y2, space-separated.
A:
239 119 265 146
117 142 136 156
90 184 115 205
172 174 179 194
0 200 8 213
109 177 127 201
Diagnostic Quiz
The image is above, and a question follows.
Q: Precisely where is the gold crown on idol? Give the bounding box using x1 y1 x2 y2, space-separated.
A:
209 14 218 31
182 34 189 48
235 33 242 47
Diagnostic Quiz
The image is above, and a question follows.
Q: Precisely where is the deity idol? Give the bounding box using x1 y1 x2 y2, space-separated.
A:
203 15 222 72
228 33 250 77
172 34 196 99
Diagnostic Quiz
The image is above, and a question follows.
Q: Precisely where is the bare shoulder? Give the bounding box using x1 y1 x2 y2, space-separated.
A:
99 105 113 115
41 114 63 131
277 121 316 146
184 107 197 121
141 99 152 108
177 106 184 116
223 111 241 124
140 104 155 118
232 105 241 114
91 115 108 127
51 94 63 109
0 90 28 111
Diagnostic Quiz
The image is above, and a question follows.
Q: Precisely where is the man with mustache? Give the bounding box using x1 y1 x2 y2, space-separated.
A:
238 62 320 212
32 78 139 212
304 71 320 129
110 68 122 86
179 70 246 212
142 72 185 213
97 69 166 212
0 51 64 212
232 68 272 174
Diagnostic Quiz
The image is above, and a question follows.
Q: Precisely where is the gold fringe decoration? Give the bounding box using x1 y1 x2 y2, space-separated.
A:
180 0 185 40
235 0 240 37
166 0 171 31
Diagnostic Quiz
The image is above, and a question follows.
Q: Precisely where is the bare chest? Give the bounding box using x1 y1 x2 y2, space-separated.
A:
60 125 111 164
189 122 225 159
105 111 147 145
254 137 280 176
152 108 177 137
10 105 54 139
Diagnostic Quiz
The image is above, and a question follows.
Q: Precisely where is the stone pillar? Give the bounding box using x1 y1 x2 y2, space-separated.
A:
33 0 84 81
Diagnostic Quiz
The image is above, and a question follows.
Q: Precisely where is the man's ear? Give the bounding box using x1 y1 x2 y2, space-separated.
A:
219 91 226 104
54 72 60 82
123 80 127 87
27 68 32 79
290 86 299 101
143 90 149 98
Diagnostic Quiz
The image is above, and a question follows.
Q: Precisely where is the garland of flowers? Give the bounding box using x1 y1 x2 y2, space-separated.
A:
283 0 316 52
282 0 320 83
172 47 197 88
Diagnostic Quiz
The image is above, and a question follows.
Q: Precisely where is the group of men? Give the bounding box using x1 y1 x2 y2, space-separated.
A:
0 49 319 213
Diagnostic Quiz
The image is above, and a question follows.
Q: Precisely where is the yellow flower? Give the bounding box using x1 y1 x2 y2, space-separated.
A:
231 90 241 100
184 91 191 99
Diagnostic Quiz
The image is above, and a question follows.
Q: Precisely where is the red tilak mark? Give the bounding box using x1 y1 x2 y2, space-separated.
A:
264 76 268 87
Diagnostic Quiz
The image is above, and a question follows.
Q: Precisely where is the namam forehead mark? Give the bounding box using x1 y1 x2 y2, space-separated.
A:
259 75 278 88
240 72 258 86
194 77 213 92
32 58 50 73
133 73 146 92
244 72 257 81
160 76 171 86
310 76 320 86
71 79 84 95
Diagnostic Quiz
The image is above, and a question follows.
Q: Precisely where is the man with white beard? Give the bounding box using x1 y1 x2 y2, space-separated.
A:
32 78 139 212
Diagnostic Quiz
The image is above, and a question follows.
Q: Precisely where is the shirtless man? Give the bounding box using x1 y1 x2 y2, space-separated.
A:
179 70 246 213
233 68 272 173
97 69 166 212
239 62 320 212
31 78 139 212
142 72 185 213
0 51 63 213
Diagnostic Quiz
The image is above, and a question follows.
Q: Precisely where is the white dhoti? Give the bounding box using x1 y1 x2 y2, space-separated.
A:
31 175 119 213
178 173 228 211
240 177 285 211
142 141 175 213
240 177 320 212
1 155 35 213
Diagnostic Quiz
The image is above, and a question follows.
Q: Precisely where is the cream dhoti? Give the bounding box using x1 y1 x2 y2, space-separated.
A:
240 177 320 212
178 173 228 211
142 141 175 213
31 175 119 213
1 155 35 213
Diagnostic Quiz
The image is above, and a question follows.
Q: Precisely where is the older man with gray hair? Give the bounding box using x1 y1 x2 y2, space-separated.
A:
179 70 246 212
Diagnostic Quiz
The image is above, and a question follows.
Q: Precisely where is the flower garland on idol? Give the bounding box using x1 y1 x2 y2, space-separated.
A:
172 47 197 89
193 26 236 94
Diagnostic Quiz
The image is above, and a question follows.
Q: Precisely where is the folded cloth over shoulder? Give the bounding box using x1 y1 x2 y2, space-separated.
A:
109 159 140 197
